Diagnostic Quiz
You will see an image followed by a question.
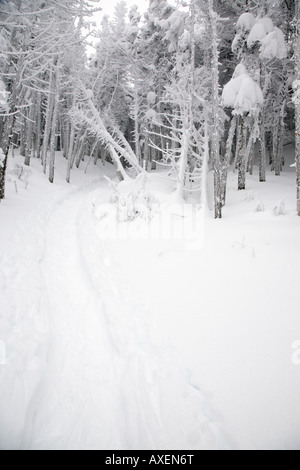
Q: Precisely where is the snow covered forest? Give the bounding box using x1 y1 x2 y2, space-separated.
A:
0 0 300 451
0 0 299 214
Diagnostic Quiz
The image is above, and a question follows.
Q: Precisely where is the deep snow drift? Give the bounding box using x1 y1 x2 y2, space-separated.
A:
0 147 300 450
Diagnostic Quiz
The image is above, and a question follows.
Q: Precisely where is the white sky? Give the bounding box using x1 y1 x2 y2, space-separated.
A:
98 0 149 19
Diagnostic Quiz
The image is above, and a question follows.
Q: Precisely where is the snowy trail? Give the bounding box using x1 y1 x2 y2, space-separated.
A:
2 152 300 450
13 182 232 450
21 187 121 449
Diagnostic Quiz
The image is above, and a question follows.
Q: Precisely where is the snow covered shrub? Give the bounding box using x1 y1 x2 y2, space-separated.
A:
109 173 159 223
273 200 287 216
255 199 265 213
9 164 32 190
222 64 263 116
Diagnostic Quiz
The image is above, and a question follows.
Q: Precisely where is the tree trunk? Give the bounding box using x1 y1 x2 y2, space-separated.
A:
272 111 279 173
275 110 284 176
35 92 42 159
248 145 255 176
49 59 59 184
221 116 236 206
259 109 267 182
267 131 272 165
144 129 150 171
133 88 141 165
238 117 246 191
176 127 189 199
20 117 26 157
245 115 257 174
0 152 8 201
208 0 222 218
66 121 76 183
24 98 36 166
42 70 55 174
233 115 241 172
94 143 100 165
80 85 142 176
295 2 300 215
0 70 21 200
75 136 86 169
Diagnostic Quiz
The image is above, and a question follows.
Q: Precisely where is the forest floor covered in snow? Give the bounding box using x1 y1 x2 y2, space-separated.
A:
0 146 300 450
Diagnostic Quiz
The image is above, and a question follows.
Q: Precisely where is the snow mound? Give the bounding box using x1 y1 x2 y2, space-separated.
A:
255 199 265 213
179 30 191 51
222 65 263 115
260 27 287 60
145 108 163 125
232 33 243 54
233 63 248 78
166 10 185 38
147 91 157 106
247 23 267 48
110 173 160 222
165 10 185 53
257 17 275 34
273 199 287 216
8 164 32 190
234 14 287 61
236 13 256 33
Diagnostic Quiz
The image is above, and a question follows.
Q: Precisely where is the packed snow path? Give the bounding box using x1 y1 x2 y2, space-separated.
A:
22 186 122 449
0 179 231 450
2 149 300 450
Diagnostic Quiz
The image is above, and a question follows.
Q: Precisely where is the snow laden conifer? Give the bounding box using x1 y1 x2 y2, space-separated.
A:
232 11 288 182
222 63 263 191
0 0 101 198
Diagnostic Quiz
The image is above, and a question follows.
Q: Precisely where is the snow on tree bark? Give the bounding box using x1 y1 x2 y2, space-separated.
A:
49 58 59 184
208 0 222 219
222 116 237 206
237 117 246 190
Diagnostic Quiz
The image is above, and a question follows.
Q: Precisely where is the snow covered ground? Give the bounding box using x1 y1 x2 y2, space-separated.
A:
0 147 300 450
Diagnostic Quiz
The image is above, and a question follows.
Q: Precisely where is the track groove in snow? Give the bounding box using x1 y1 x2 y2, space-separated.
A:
0 180 231 450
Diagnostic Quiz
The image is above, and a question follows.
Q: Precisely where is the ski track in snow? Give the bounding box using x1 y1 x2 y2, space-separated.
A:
0 179 233 450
